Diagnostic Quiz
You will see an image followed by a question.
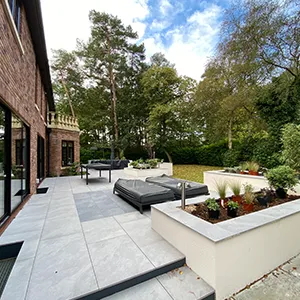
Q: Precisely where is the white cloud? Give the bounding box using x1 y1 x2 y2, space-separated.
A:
160 0 172 15
149 19 169 31
144 4 222 80
41 0 149 56
41 0 222 80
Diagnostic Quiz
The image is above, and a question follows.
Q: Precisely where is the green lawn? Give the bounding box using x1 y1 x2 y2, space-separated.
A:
173 165 222 183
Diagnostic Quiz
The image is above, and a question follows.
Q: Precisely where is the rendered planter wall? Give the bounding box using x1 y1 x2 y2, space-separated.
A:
124 163 173 177
152 198 300 300
204 170 300 194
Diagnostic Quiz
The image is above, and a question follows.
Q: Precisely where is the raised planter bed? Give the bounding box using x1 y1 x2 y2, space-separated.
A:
152 195 300 300
124 163 173 177
185 193 300 224
204 170 300 194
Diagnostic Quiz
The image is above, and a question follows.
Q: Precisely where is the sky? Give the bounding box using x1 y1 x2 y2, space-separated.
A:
41 0 228 81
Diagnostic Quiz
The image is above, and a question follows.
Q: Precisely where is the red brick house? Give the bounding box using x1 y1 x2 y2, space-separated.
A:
0 0 80 225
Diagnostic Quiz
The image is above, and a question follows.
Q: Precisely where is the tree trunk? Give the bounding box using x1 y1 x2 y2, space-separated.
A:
109 68 119 144
228 117 232 149
106 31 119 157
164 148 172 163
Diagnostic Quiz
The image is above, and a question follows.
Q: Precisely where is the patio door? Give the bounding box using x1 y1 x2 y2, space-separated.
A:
37 135 45 182
0 106 6 221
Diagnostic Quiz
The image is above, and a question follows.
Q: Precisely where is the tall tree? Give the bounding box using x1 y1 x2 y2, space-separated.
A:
78 11 145 156
51 49 85 115
220 0 300 79
150 52 175 68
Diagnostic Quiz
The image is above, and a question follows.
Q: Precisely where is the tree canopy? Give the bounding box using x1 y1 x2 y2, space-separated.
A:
51 1 300 165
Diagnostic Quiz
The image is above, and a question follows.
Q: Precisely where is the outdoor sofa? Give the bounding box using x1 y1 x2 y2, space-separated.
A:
113 179 175 213
146 174 209 199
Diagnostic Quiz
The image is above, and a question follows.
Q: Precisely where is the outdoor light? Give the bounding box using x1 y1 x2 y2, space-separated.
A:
178 181 190 209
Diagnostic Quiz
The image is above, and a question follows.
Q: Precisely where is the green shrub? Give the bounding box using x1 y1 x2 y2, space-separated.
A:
168 147 198 164
205 198 220 211
281 123 300 171
196 140 229 166
223 149 241 167
266 165 298 191
124 146 148 160
80 148 111 163
61 162 80 176
252 138 280 169
146 159 158 168
227 200 239 210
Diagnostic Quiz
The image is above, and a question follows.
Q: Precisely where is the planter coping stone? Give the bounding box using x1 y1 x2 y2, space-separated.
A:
152 192 300 243
205 170 266 179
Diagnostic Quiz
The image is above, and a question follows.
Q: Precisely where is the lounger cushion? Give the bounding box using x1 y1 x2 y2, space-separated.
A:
146 174 209 199
114 179 174 205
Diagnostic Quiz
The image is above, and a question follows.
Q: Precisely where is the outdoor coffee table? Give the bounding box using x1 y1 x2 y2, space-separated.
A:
80 163 111 185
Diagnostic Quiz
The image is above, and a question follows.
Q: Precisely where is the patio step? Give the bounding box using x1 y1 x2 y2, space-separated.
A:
103 266 215 300
73 257 186 300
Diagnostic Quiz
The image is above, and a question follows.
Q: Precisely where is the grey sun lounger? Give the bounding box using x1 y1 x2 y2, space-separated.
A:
146 174 209 199
113 179 175 213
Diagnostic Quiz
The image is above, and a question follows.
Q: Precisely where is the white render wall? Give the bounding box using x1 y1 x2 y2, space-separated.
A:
204 170 300 194
215 212 300 299
124 163 173 177
151 208 216 288
152 198 300 300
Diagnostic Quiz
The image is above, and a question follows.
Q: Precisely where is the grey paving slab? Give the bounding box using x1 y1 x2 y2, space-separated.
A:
114 211 147 224
98 206 125 218
47 202 78 219
41 215 82 240
158 266 214 300
0 230 41 260
73 192 92 200
0 257 35 300
233 271 300 300
109 197 137 213
3 215 45 236
141 240 185 267
121 218 163 247
103 278 173 300
88 235 154 289
82 217 126 244
26 232 98 300
76 201 105 222
14 202 49 219
282 254 300 275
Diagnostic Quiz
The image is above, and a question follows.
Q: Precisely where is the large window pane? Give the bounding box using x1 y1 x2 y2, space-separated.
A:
62 141 74 166
11 115 23 210
11 115 29 210
0 108 5 219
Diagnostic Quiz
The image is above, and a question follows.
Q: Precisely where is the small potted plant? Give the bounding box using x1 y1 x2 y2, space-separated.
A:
229 181 242 203
243 191 255 212
248 161 259 176
266 165 298 199
240 162 247 174
256 188 273 207
227 200 239 218
215 180 227 208
205 198 220 219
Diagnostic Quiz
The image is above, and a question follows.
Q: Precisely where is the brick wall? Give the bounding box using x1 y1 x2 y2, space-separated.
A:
0 2 48 193
49 129 80 176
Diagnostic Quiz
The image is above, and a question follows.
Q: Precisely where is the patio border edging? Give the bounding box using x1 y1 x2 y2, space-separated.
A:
72 257 187 300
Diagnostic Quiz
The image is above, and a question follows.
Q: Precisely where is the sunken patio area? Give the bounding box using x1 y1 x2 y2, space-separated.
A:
0 170 214 300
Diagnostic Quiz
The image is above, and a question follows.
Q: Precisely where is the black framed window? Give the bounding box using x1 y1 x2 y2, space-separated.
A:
62 141 74 166
8 0 21 32
15 139 22 165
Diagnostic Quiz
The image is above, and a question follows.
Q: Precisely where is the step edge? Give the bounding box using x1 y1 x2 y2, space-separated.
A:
72 257 186 300
199 290 216 300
